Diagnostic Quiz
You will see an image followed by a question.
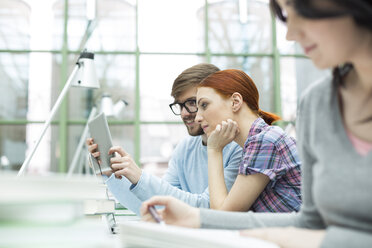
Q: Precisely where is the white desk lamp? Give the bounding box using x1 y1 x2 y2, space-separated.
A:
18 50 99 177
100 93 129 118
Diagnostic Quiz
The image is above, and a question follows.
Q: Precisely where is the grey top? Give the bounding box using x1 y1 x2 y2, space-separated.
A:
200 77 372 248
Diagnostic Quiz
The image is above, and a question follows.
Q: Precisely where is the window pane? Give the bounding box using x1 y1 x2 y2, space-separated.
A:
54 0 86 51
68 54 136 120
138 0 205 53
86 0 137 51
0 53 29 119
140 55 207 122
54 0 136 51
26 53 62 121
0 0 30 50
140 124 188 166
0 124 59 173
0 52 62 121
208 0 272 54
0 125 27 172
52 0 65 50
211 56 274 113
17 1 64 51
280 57 330 120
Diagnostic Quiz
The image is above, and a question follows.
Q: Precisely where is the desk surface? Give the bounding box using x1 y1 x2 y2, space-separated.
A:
117 221 280 248
0 216 122 248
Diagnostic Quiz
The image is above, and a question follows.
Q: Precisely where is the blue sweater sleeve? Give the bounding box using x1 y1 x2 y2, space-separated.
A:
131 171 211 208
105 137 242 214
104 174 142 215
130 140 242 208
130 137 211 208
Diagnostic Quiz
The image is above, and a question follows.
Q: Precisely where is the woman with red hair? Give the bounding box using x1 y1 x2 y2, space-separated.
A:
195 69 301 212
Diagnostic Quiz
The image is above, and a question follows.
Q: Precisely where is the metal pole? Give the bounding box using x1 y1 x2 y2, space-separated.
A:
18 65 79 177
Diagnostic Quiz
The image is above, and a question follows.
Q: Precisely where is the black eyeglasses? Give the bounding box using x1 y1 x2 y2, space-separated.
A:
169 99 198 115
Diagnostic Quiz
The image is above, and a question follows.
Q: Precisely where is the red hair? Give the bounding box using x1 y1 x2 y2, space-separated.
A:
199 69 280 125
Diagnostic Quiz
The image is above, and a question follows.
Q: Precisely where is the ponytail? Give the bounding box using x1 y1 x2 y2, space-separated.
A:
258 110 280 125
332 63 353 87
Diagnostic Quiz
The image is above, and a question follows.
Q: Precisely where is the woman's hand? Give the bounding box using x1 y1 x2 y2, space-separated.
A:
108 146 142 184
141 196 200 228
240 227 325 248
207 119 239 151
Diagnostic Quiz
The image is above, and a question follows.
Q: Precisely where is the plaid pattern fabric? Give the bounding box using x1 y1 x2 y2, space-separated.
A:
238 118 302 212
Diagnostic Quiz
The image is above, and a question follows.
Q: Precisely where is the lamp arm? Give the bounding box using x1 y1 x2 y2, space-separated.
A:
18 65 80 177
67 106 97 177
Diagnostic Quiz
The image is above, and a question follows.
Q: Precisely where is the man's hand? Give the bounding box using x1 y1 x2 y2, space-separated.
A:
207 119 239 151
108 146 142 184
86 138 100 160
86 138 112 176
141 196 200 228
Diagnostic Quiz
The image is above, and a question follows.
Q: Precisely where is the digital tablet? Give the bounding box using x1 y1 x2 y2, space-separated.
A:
88 112 114 174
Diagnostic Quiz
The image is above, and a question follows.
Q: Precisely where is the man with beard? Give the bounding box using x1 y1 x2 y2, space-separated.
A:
87 63 242 215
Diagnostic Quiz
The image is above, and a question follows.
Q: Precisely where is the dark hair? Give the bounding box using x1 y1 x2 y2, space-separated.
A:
270 0 372 29
199 69 280 125
270 0 372 86
171 63 220 100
